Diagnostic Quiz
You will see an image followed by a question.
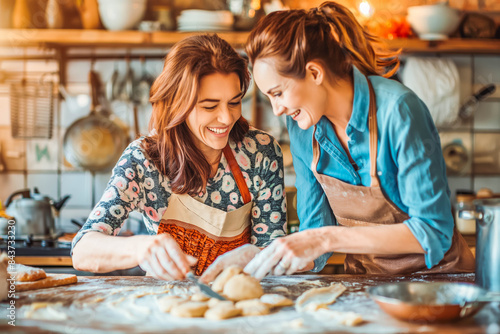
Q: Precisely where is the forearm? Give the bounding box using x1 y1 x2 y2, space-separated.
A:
72 232 152 273
323 223 424 255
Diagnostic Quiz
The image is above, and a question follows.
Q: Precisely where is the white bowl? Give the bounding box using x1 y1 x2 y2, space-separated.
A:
407 4 461 40
97 0 147 31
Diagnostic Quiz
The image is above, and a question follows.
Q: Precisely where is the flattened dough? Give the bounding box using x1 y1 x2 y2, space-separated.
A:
260 294 294 307
157 295 186 313
204 301 241 320
223 274 263 301
211 265 242 292
170 301 209 318
315 309 364 326
10 264 46 282
15 274 77 292
234 299 270 316
295 283 346 312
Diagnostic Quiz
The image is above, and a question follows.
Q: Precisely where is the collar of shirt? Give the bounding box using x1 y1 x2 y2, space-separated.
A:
348 66 371 134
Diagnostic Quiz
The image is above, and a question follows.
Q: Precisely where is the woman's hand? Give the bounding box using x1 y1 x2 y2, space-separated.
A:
137 234 198 281
244 228 329 279
199 244 260 284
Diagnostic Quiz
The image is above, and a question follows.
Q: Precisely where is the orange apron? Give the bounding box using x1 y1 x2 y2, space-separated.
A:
311 79 475 275
157 145 252 275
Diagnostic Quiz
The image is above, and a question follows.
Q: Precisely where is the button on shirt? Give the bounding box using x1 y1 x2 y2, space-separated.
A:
287 66 454 272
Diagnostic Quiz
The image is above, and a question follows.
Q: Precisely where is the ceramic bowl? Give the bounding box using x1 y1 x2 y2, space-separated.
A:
97 0 147 31
407 4 461 40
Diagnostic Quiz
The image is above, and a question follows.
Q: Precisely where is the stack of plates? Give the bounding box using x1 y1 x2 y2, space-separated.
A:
177 10 234 32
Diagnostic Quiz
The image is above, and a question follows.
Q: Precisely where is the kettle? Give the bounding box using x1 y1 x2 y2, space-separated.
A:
4 188 70 237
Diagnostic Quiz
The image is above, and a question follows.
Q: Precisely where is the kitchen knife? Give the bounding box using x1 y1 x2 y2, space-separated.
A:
186 272 226 300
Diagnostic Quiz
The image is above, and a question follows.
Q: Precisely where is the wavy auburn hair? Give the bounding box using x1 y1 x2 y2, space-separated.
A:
142 34 250 196
245 1 400 81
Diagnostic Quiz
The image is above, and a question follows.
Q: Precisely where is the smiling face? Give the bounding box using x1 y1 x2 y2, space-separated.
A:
253 57 327 130
186 72 243 158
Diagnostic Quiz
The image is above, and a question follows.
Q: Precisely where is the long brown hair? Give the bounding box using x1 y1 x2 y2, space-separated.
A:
245 1 399 81
143 34 250 196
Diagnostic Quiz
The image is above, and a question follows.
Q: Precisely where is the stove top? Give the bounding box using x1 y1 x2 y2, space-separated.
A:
0 234 72 257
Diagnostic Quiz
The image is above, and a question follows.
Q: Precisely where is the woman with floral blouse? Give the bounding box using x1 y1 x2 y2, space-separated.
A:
71 34 287 280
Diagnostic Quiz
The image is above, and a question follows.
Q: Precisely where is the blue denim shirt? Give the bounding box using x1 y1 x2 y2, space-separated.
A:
287 66 453 272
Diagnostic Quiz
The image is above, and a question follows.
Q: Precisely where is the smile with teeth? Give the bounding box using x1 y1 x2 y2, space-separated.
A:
208 127 228 134
291 110 301 118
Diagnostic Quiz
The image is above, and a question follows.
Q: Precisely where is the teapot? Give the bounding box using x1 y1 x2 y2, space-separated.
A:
4 188 70 237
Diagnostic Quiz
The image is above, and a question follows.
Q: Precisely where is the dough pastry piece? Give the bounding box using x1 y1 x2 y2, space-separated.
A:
10 264 46 282
211 265 242 292
204 301 241 320
190 292 210 302
157 296 187 313
208 297 226 308
316 309 364 326
234 299 270 316
260 294 294 308
223 274 263 301
15 274 77 292
295 283 346 312
170 301 209 318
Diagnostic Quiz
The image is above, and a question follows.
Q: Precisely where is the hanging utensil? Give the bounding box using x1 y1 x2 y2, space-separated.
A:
459 84 496 120
10 69 55 139
133 57 154 106
105 62 119 102
63 70 128 171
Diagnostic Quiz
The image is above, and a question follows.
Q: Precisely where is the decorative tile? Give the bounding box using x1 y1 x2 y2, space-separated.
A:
26 138 59 171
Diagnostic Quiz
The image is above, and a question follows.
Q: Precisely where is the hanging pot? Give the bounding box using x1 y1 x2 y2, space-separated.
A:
63 70 128 171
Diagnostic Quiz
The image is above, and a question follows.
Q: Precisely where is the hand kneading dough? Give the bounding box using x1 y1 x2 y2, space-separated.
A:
223 274 263 301
157 296 186 313
10 264 47 282
204 301 241 320
211 265 242 292
234 299 270 316
170 301 209 318
260 294 294 307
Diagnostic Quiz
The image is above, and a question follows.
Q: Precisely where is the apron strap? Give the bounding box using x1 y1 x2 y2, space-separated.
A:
367 79 380 188
222 144 252 204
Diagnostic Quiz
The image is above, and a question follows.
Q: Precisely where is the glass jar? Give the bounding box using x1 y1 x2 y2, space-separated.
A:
455 194 476 234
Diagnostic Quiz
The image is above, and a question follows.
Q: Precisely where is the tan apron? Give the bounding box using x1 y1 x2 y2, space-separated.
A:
157 145 252 275
311 79 475 275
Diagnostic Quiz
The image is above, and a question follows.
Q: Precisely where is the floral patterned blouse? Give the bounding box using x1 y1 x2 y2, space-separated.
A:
72 128 288 251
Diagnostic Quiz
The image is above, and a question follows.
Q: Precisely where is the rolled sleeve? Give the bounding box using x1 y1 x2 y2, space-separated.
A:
391 93 454 268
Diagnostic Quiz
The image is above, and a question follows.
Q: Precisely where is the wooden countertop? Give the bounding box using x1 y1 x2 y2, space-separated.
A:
0 273 497 333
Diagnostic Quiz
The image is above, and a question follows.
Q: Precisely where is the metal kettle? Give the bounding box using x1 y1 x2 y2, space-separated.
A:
4 188 70 237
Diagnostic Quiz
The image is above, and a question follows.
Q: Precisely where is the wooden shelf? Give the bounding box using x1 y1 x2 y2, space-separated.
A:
1 29 500 54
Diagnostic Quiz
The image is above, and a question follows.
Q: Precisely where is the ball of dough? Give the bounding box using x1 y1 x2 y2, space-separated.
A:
170 301 209 318
211 265 242 292
223 274 264 301
190 292 210 302
205 301 241 320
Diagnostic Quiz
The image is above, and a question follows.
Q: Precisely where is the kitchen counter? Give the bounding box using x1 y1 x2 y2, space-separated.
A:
0 273 498 333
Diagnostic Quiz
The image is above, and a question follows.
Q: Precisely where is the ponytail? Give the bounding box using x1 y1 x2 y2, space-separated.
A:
246 1 399 80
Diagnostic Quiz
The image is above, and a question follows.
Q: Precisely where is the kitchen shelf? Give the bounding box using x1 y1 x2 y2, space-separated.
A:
1 29 500 54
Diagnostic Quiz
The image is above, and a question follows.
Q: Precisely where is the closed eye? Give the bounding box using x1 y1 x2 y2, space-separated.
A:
229 100 241 107
272 92 282 98
203 105 217 110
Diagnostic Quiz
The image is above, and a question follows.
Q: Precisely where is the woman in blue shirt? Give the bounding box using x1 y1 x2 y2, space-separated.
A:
241 1 475 277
